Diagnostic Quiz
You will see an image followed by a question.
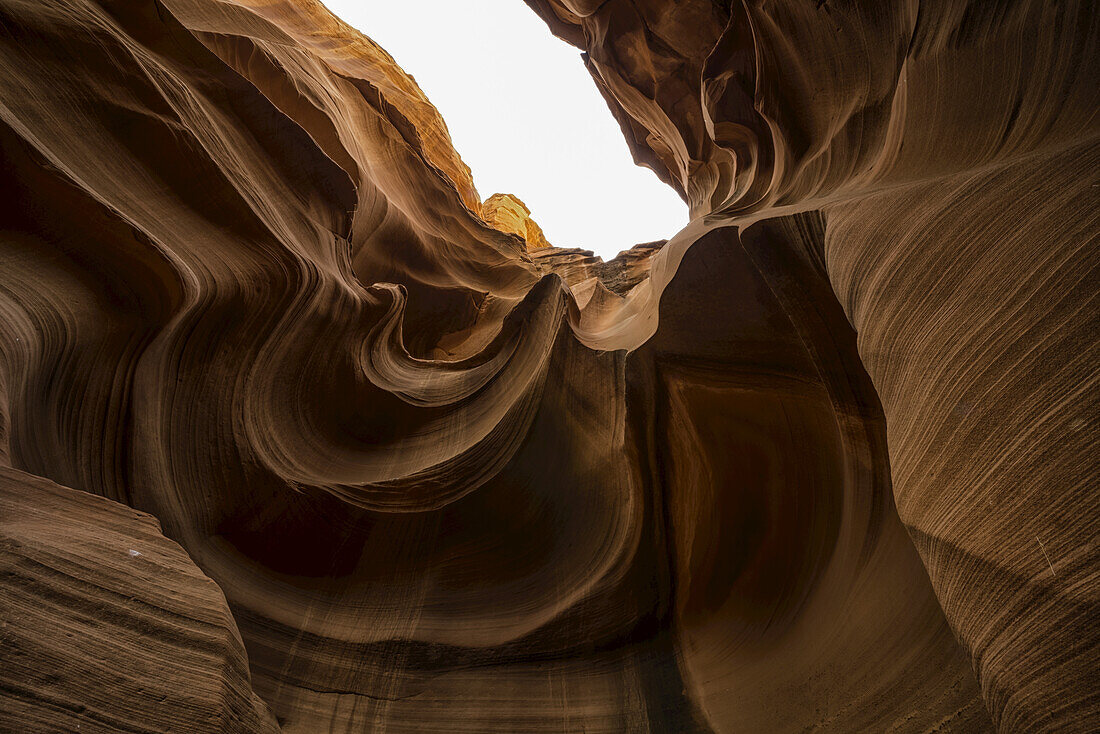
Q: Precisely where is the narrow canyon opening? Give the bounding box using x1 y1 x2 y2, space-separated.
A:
323 0 688 260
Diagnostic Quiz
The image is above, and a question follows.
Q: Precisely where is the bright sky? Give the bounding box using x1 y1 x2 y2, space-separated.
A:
322 0 687 259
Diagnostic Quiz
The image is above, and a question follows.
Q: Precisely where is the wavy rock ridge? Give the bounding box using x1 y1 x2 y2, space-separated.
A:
0 0 1096 732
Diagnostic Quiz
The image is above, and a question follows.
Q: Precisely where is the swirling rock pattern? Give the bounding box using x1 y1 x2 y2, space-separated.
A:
0 0 1095 732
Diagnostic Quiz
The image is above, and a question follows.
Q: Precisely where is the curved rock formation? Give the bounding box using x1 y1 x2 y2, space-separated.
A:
525 1 1100 729
0 467 278 733
0 0 1096 732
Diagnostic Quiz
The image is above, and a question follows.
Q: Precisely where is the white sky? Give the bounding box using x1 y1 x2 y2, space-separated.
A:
322 0 687 259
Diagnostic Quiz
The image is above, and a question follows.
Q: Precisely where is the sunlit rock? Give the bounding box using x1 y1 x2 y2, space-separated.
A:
481 193 552 250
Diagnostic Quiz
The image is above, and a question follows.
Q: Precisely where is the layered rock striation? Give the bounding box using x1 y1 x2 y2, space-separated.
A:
0 0 1096 732
0 467 278 733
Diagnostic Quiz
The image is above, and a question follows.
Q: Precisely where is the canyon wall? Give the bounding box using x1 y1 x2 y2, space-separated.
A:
0 0 1096 732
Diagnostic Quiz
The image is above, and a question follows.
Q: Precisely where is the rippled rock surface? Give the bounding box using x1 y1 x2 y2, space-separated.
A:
0 0 1096 732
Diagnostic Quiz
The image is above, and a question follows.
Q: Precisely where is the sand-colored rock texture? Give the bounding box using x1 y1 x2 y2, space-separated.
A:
481 193 552 250
0 0 1096 732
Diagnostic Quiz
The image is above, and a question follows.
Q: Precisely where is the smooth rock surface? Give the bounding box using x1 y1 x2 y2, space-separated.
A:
526 0 1100 730
0 0 1096 731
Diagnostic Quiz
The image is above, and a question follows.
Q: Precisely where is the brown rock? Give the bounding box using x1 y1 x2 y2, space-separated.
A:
0 468 278 733
526 0 1100 729
0 0 1095 731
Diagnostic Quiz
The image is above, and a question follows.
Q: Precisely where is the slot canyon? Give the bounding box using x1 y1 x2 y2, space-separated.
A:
0 0 1097 731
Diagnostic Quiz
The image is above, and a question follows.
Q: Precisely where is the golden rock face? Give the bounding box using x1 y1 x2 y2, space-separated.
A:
0 0 1096 733
480 193 552 250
